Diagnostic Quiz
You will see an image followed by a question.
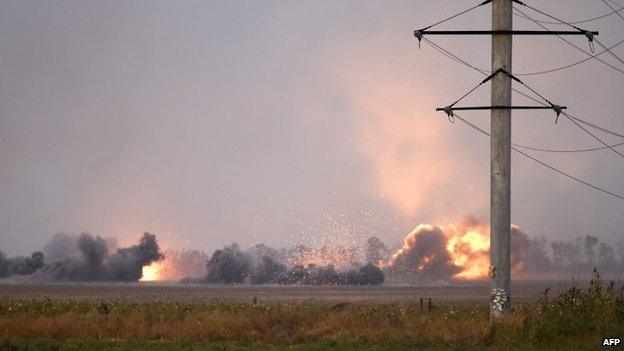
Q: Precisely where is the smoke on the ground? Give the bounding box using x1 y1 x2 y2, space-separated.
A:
3 217 622 284
382 224 460 283
195 242 385 285
380 217 623 283
0 251 45 278
0 232 163 282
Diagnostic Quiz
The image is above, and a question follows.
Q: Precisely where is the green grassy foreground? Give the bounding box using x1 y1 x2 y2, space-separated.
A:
0 273 622 351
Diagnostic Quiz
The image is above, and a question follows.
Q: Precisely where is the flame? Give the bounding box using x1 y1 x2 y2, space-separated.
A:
141 261 164 281
445 224 490 280
383 220 495 281
416 253 434 271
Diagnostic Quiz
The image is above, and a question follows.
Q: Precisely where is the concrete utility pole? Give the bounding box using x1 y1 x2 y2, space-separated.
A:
415 0 598 321
489 0 513 318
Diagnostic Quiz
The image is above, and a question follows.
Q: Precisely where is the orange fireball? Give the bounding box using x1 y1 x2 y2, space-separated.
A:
141 261 163 281
445 224 490 280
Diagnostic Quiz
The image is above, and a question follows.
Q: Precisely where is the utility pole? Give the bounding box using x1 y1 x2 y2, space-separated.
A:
489 0 513 318
415 0 598 320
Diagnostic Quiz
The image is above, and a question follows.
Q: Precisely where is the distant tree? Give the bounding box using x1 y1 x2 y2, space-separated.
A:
357 263 385 285
617 238 624 268
598 243 618 271
250 256 286 284
365 236 389 264
525 235 552 271
551 241 580 269
584 235 599 265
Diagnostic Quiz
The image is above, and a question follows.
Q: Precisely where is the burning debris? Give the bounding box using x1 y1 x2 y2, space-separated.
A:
0 232 164 282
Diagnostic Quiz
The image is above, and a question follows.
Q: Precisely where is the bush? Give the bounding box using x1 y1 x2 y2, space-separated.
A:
519 269 624 344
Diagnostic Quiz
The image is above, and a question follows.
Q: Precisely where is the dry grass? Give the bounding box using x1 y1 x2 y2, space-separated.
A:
0 300 492 345
0 273 622 350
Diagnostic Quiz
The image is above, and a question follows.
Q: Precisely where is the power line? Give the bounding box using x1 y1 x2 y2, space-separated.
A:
421 37 624 141
516 38 624 76
422 37 489 74
514 6 624 76
514 2 589 32
511 7 624 147
568 114 624 138
421 1 491 31
513 140 624 153
595 38 624 66
423 36 624 77
608 0 624 9
601 0 624 23
504 73 624 160
442 67 624 159
420 38 569 105
513 7 624 25
516 93 624 142
507 84 624 142
562 112 624 159
596 0 624 66
450 113 624 201
418 0 619 318
423 39 487 74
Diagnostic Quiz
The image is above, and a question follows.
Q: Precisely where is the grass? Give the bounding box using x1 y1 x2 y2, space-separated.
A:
0 271 622 350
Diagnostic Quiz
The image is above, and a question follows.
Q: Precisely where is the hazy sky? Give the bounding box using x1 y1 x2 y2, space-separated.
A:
1 0 623 255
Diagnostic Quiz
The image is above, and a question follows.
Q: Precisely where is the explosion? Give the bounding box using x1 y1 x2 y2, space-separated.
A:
382 217 534 283
445 221 490 280
135 218 496 284
381 219 487 282
3 220 617 285
140 249 210 282
0 232 164 282
141 261 164 281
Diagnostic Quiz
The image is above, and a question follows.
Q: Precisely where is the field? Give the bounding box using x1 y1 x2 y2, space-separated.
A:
0 277 622 350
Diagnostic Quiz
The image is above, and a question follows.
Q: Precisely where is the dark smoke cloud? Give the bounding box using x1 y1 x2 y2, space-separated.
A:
0 251 44 278
380 218 584 283
106 233 164 282
4 217 622 284
0 232 163 282
198 243 384 285
204 243 251 284
41 233 79 263
383 225 460 283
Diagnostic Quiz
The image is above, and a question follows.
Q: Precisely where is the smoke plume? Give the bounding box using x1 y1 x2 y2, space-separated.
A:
382 224 460 283
0 251 45 278
0 232 163 282
381 217 565 283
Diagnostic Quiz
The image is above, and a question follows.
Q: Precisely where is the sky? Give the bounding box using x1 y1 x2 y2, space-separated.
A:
1 0 623 256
